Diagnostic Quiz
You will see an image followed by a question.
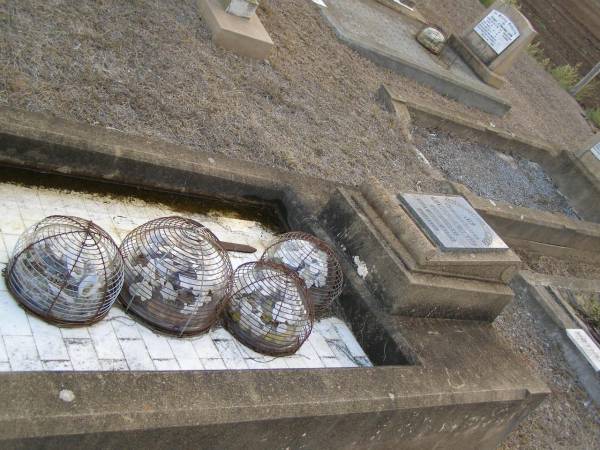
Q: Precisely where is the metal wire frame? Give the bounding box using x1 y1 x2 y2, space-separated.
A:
5 216 124 326
119 216 234 337
223 261 314 357
260 232 344 315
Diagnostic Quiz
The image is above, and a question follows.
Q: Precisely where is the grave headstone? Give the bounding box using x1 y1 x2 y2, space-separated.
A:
222 0 258 19
449 0 537 88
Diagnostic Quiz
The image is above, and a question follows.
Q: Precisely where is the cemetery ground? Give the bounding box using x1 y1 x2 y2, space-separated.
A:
0 0 599 448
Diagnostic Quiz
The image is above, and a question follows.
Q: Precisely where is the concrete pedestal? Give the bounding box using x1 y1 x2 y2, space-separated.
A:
197 0 273 60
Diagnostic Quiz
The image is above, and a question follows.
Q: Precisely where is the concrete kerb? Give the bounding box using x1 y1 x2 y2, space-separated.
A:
378 84 600 224
0 107 550 449
512 271 600 406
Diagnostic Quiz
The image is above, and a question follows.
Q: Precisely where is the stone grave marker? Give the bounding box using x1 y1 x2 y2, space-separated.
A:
449 0 537 88
566 329 600 372
399 193 509 251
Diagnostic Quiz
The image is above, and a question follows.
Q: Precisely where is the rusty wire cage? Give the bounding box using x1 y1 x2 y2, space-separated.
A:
5 216 124 326
119 216 234 336
260 232 343 314
223 261 314 356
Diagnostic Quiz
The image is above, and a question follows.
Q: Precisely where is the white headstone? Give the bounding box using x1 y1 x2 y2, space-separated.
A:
474 10 520 55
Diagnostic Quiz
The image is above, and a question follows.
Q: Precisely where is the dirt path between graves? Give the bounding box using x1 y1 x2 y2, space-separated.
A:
1 1 599 448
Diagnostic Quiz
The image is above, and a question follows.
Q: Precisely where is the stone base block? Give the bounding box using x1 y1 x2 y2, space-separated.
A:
448 35 506 89
320 188 514 321
197 0 273 60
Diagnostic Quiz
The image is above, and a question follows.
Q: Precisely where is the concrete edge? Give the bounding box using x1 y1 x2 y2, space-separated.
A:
511 272 600 406
379 84 558 162
320 11 511 116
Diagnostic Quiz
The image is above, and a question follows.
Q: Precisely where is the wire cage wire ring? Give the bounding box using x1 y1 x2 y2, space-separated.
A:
260 232 344 314
119 216 234 337
223 261 314 357
5 215 124 326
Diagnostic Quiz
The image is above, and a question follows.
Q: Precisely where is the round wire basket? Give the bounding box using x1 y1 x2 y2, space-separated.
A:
5 216 124 326
223 261 314 356
119 216 233 336
261 232 343 314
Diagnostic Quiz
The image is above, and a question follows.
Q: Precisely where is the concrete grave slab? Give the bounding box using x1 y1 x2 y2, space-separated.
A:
321 0 511 116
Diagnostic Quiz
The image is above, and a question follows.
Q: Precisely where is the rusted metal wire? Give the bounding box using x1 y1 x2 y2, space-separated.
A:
119 216 233 336
261 232 344 315
223 260 314 356
5 216 124 326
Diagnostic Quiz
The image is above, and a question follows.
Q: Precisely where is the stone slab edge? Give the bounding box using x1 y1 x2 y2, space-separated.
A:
320 11 511 116
512 271 600 405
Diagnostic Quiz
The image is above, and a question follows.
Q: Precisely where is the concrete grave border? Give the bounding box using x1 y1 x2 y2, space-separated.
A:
512 271 600 406
0 107 549 449
379 84 600 223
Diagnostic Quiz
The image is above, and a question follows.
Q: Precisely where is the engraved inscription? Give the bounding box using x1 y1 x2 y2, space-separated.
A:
399 194 508 251
474 10 520 55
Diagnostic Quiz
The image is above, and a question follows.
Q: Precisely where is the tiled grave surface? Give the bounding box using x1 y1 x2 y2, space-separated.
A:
0 183 371 372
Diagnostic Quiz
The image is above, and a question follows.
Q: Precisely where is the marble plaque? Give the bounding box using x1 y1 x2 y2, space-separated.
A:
474 10 520 55
591 141 600 161
399 193 509 251
566 329 600 372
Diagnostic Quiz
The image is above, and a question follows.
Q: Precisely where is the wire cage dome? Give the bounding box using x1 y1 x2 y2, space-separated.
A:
223 261 314 356
261 232 343 314
5 216 124 326
119 216 234 336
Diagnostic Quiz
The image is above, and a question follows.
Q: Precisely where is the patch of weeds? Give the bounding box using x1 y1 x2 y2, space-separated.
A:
527 42 550 69
587 108 600 129
583 299 600 330
550 64 581 90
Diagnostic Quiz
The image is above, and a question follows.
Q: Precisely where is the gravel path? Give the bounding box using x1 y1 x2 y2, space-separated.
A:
413 128 578 217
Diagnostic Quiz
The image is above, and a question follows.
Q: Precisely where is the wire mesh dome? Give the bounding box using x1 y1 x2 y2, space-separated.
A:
223 261 314 356
119 216 233 336
261 232 343 314
5 216 124 326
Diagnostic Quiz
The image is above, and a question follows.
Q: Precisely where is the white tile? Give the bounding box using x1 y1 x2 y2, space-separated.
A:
0 216 25 235
328 340 358 367
213 337 248 370
296 339 321 363
138 326 174 360
332 320 368 358
0 276 8 291
1 234 20 257
60 327 91 340
258 357 288 369
65 339 101 371
153 359 181 371
168 340 203 370
201 358 227 370
99 359 130 371
0 296 32 336
28 315 69 361
307 332 334 358
4 335 43 370
111 315 141 340
284 356 313 369
321 357 345 368
0 337 7 362
192 334 221 359
88 321 125 360
43 360 74 371
119 339 155 371
314 320 339 340
0 362 11 372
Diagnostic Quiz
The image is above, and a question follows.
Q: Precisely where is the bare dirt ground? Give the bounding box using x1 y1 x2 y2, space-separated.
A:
1 1 600 449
